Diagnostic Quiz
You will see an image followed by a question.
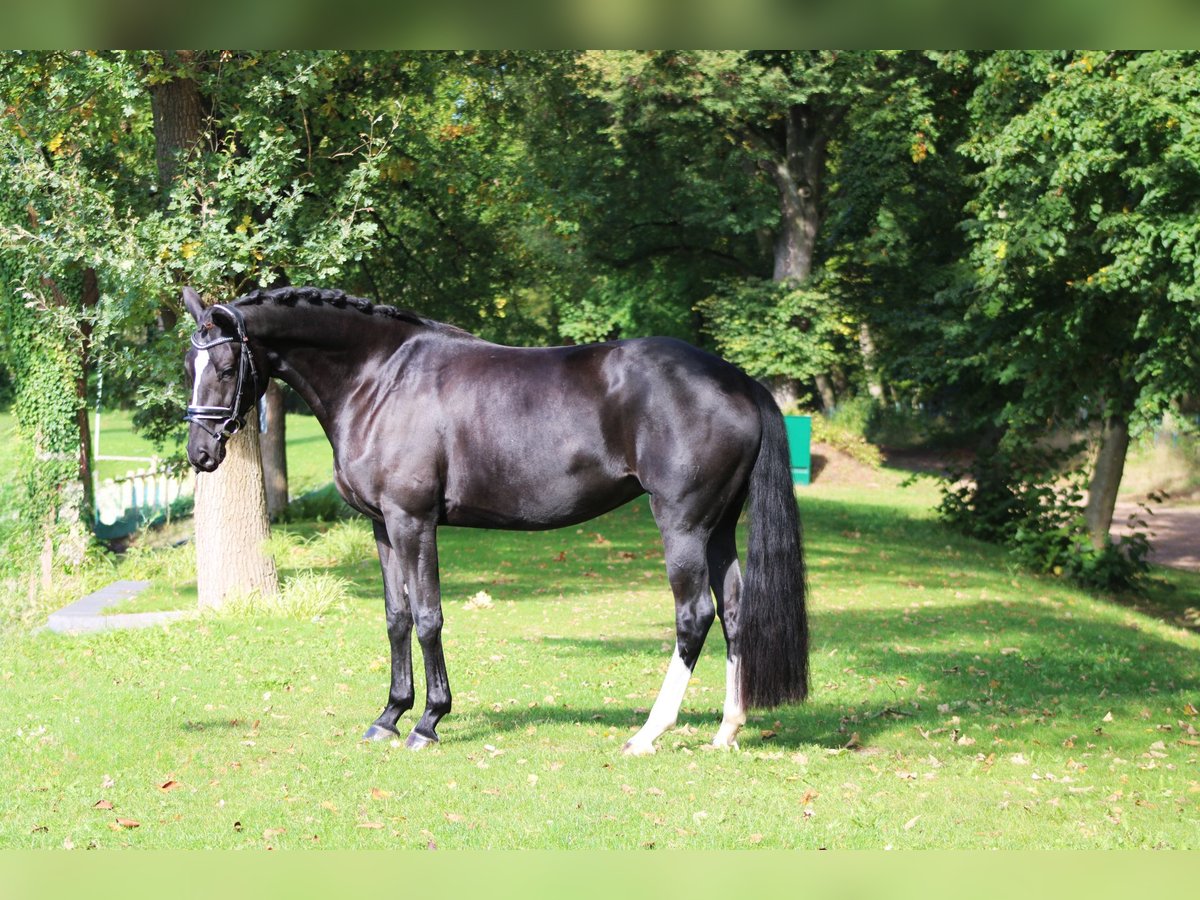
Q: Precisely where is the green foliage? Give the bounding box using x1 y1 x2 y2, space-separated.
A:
697 277 855 383
807 410 883 469
938 445 1150 591
557 261 700 344
276 484 358 524
960 51 1200 434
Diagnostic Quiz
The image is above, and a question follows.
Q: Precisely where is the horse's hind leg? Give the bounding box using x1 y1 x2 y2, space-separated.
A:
707 513 746 749
623 503 715 756
363 520 415 741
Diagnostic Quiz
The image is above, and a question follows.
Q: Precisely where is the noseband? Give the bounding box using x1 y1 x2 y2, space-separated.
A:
185 304 260 442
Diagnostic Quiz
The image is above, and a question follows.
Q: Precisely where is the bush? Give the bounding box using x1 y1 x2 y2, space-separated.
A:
276 484 358 524
938 446 1150 592
808 410 883 468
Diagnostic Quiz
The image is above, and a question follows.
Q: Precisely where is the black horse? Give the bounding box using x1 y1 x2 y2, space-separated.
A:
183 285 808 754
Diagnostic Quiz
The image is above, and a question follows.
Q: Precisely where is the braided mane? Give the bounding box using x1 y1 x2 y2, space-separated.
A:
230 286 474 337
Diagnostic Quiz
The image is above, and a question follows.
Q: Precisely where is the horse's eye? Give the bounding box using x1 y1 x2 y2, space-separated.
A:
219 368 237 381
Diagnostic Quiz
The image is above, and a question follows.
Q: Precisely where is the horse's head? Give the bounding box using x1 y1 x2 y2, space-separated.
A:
182 287 266 472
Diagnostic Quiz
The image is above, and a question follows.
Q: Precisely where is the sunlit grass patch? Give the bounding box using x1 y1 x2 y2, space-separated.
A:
208 571 351 621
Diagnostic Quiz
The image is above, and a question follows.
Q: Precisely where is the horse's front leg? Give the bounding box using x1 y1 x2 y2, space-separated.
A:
363 520 415 741
387 509 451 750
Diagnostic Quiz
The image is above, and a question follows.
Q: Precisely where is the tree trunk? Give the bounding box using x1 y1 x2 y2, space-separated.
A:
194 416 278 608
150 53 278 606
813 373 837 412
260 380 289 519
74 267 98 523
1084 412 1131 550
859 321 884 401
150 52 205 192
770 104 826 284
766 376 801 412
769 104 832 408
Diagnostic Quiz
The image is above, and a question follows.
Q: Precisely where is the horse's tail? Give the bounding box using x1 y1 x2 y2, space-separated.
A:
739 381 809 708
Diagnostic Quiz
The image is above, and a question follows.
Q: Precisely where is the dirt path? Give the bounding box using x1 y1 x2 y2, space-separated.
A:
1112 503 1200 573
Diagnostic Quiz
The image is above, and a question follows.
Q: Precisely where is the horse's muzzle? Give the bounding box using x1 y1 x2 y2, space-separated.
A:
189 442 225 473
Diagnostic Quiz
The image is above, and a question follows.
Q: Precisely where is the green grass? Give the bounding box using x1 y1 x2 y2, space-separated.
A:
3 470 1198 849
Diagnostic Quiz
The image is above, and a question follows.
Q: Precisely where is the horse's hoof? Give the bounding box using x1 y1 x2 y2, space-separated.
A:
362 723 401 742
710 737 739 751
622 739 656 757
405 730 438 750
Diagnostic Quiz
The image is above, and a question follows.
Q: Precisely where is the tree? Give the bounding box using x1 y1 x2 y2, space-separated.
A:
1 51 395 610
146 51 278 607
555 51 925 407
961 51 1200 549
0 51 158 591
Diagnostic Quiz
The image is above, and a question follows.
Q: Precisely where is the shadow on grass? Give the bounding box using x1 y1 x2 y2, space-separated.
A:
444 600 1200 751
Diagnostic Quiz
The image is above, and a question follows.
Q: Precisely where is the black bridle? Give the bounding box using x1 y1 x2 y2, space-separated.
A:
184 304 260 441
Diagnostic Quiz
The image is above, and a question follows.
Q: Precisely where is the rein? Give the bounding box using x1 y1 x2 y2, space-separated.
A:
184 303 260 442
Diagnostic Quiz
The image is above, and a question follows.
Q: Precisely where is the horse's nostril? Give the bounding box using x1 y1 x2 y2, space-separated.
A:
191 449 216 472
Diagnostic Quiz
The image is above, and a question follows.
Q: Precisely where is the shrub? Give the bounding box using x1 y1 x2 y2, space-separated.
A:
276 484 357 524
938 445 1151 592
808 411 883 468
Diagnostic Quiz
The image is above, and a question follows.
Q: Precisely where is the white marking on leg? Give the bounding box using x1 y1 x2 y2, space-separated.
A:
190 349 211 407
624 646 692 756
712 654 746 749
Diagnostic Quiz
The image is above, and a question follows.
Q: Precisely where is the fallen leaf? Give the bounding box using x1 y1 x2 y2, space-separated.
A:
1102 711 1114 723
903 815 921 830
748 833 764 844
464 591 494 611
1183 703 1199 717
799 789 819 805
370 787 392 800
115 818 140 829
93 799 113 810
444 812 464 823
358 822 384 830
761 729 778 740
158 779 181 792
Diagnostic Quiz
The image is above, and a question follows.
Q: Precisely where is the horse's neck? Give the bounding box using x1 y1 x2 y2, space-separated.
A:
244 304 415 438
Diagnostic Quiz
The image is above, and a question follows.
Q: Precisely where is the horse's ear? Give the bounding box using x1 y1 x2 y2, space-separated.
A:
182 286 206 324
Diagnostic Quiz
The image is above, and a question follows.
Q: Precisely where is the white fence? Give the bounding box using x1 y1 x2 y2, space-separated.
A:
94 460 194 536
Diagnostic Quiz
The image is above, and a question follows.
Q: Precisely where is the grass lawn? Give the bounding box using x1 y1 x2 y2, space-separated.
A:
2 466 1198 849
